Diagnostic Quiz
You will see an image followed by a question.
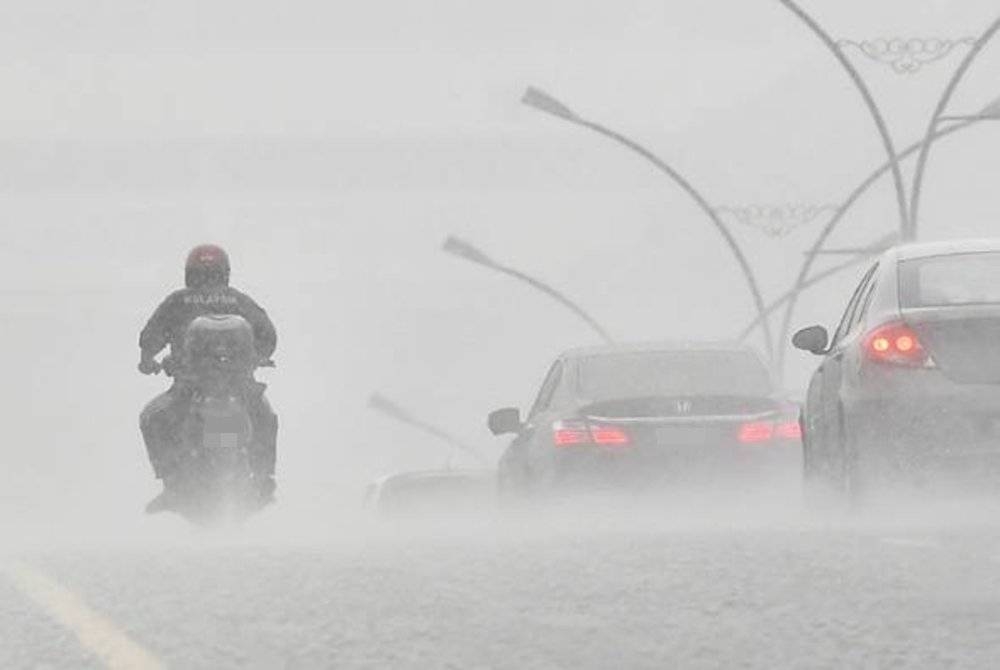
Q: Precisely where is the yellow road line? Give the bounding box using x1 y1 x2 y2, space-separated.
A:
1 561 165 670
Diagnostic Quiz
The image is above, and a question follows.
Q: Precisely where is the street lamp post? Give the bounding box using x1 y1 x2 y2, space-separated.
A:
738 245 887 342
910 14 1000 236
368 392 490 467
801 239 900 256
768 116 988 376
522 86 775 361
442 235 613 344
777 102 1000 354
779 0 911 239
777 117 980 373
938 112 1000 122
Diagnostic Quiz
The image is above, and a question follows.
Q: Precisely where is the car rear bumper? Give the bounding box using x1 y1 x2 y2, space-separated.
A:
843 376 1000 480
846 378 1000 437
549 440 801 484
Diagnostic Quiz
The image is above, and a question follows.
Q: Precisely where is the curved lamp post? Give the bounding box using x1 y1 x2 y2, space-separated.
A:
939 96 1000 122
778 0 910 238
910 15 1000 236
368 392 489 467
522 86 774 361
769 116 985 375
443 235 613 344
740 232 898 341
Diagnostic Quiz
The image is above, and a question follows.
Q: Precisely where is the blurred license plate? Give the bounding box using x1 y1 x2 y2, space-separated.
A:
205 432 241 450
656 425 709 445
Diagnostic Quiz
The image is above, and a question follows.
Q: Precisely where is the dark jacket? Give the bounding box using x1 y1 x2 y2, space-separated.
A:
139 286 277 361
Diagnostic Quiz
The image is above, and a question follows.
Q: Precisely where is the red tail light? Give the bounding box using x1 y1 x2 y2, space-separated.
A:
864 322 930 367
775 421 802 440
737 418 801 444
738 421 774 443
552 420 631 447
590 425 630 445
553 420 590 446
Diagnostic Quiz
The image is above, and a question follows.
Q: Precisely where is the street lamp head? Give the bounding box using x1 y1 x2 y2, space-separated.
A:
521 86 578 121
368 393 412 422
978 94 1000 119
442 235 496 267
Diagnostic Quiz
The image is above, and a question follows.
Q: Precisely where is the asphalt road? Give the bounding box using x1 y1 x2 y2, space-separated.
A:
4 496 1000 669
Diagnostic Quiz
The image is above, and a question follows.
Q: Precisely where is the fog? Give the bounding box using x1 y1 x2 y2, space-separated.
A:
4 1 1000 666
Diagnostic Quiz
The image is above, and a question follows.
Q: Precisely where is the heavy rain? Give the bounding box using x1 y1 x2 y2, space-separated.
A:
4 1 1000 667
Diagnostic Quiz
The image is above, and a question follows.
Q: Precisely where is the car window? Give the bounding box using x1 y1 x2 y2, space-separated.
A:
849 264 880 332
832 264 877 346
576 350 772 399
528 361 563 418
899 252 1000 307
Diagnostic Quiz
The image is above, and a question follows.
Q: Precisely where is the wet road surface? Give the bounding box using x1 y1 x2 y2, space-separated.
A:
4 499 1000 669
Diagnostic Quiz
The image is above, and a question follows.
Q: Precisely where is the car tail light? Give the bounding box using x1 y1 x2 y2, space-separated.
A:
775 421 802 440
552 420 631 447
552 420 590 446
738 421 774 444
590 425 630 445
864 322 930 367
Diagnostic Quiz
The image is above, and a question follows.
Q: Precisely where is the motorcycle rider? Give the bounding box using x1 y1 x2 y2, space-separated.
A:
138 244 278 511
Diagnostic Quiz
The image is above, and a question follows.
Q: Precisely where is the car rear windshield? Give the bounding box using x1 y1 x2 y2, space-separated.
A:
899 252 1000 308
577 350 772 399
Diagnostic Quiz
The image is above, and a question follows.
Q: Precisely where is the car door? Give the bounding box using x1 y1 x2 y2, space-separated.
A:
813 264 878 456
507 360 564 470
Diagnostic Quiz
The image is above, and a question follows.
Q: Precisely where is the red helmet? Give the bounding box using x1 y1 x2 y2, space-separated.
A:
185 244 231 288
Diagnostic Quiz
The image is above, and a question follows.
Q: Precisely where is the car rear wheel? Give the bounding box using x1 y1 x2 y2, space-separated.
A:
803 414 845 508
840 409 889 506
804 406 870 509
841 446 867 506
497 456 541 501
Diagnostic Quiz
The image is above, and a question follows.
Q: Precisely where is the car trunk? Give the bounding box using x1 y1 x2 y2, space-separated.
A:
578 395 790 448
904 306 1000 384
580 395 781 420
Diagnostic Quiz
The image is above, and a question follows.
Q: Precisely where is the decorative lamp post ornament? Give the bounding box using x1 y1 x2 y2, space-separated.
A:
837 37 976 74
714 204 839 238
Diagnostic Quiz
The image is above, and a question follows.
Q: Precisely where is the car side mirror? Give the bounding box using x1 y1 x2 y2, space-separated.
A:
792 325 829 355
488 407 522 435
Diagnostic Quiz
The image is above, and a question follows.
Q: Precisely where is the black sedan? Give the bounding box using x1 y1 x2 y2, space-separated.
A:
793 239 1000 499
488 342 800 496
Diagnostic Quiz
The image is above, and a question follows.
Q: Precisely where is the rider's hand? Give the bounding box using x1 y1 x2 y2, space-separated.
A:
138 357 162 375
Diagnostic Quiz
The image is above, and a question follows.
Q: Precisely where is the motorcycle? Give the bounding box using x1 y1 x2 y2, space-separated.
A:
146 314 275 525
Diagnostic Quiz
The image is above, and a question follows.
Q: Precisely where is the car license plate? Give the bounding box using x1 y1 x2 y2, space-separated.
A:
205 432 241 450
656 425 709 445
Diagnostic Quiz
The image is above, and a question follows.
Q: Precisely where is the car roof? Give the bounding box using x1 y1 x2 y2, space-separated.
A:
560 341 762 361
887 238 1000 262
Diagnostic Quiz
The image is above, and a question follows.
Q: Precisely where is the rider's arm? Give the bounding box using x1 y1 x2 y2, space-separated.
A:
237 293 277 360
139 291 183 360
